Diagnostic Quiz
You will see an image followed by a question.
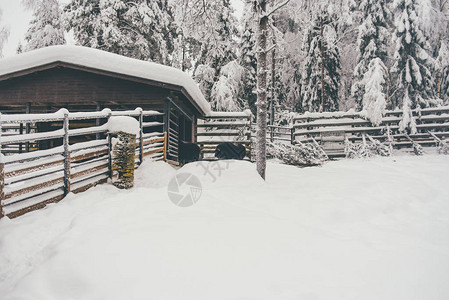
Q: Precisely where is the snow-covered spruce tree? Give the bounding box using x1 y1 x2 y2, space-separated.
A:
64 0 107 49
65 0 176 63
173 0 239 103
267 11 293 122
351 0 390 112
436 40 449 102
0 9 9 57
360 58 388 125
300 8 341 113
210 60 244 111
23 0 65 51
193 0 238 102
390 0 436 112
126 0 176 63
96 0 138 59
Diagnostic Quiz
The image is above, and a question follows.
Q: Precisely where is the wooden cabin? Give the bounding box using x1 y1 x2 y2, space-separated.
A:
0 45 212 160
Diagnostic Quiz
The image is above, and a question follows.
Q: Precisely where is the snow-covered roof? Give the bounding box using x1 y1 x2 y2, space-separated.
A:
0 45 211 116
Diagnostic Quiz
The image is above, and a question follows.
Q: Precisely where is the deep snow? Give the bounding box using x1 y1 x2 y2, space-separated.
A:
1 156 449 300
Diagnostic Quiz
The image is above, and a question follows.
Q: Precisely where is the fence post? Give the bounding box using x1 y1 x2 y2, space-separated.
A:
95 102 102 140
0 112 4 218
63 112 71 196
163 100 171 161
0 162 4 218
291 126 295 145
25 102 31 152
163 131 168 161
107 112 112 179
19 123 23 153
139 109 143 164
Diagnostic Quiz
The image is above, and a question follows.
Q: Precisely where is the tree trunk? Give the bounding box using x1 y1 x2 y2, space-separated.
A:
437 33 443 99
320 17 325 113
256 0 268 180
270 37 276 126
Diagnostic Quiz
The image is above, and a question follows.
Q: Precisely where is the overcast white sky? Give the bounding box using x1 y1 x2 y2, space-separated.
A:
0 0 244 58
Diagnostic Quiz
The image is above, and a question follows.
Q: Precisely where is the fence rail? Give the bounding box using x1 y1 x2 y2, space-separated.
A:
197 111 252 159
290 106 449 157
0 108 166 218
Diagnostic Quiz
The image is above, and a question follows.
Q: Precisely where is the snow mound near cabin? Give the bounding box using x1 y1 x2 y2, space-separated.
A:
177 160 264 188
134 160 176 188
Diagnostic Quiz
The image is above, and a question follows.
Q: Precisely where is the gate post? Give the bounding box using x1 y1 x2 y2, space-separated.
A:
111 131 136 189
63 111 71 196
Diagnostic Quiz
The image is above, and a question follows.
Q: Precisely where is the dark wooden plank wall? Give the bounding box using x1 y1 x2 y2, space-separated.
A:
0 67 181 113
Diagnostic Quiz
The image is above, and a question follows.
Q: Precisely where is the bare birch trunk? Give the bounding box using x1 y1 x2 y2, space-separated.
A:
256 0 268 180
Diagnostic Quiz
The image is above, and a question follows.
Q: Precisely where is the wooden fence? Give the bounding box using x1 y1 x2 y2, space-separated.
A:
292 106 449 157
0 108 165 218
197 111 252 159
3 105 448 218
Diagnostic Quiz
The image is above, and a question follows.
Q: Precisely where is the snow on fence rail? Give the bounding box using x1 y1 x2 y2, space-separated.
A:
197 111 252 159
0 109 166 218
291 106 449 157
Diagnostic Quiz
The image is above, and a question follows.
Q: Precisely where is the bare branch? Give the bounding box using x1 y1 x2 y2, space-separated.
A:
266 0 290 18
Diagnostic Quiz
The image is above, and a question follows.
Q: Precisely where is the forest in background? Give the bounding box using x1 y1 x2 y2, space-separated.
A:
0 0 448 126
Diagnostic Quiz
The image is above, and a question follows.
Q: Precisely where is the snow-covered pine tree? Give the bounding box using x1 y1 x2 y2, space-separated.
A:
16 42 23 54
431 0 449 101
96 0 135 57
65 0 176 63
436 40 449 101
300 8 341 113
190 0 240 103
126 0 176 63
210 60 244 111
360 58 388 125
22 0 65 51
64 0 105 49
0 9 9 57
351 0 390 111
390 0 436 111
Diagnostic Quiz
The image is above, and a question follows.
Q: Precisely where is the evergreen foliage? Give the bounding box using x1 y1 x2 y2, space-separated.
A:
300 8 341 112
351 0 389 110
267 141 328 166
23 0 65 51
390 0 436 110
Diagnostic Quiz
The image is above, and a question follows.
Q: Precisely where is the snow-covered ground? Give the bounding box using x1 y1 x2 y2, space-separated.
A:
1 155 449 300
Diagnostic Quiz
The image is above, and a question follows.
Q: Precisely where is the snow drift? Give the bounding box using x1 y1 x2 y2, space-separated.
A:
1 156 449 300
